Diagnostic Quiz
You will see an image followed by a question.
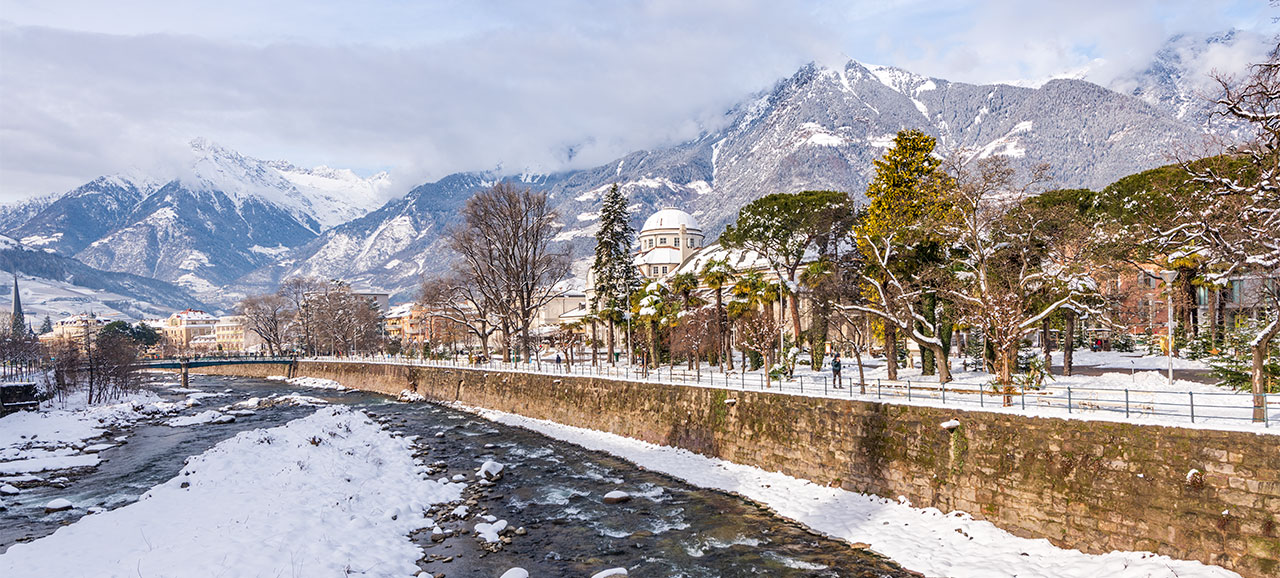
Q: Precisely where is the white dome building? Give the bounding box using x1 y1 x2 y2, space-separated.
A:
634 208 704 279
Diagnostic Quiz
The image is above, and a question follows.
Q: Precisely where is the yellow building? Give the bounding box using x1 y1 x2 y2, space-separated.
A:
213 315 267 353
163 309 219 349
38 313 105 348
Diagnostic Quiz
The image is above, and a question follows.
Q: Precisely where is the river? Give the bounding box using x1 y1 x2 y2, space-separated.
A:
1 373 911 577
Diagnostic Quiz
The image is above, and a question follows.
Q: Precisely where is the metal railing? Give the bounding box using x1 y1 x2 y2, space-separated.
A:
305 354 1274 429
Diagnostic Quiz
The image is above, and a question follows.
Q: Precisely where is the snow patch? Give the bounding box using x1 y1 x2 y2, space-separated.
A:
1 407 465 577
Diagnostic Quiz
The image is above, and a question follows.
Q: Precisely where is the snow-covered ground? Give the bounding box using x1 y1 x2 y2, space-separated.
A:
0 407 465 577
470 406 1239 578
0 389 185 476
314 351 1276 433
267 374 349 390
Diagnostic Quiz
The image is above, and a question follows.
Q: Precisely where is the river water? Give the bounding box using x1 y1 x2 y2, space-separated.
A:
1 374 911 577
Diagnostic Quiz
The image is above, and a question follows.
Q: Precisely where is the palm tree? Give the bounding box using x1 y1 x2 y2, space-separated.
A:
701 258 736 371
799 259 835 370
730 271 783 377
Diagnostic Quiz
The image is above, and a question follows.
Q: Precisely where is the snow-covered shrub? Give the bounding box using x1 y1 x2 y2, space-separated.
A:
1112 331 1136 353
1208 318 1280 392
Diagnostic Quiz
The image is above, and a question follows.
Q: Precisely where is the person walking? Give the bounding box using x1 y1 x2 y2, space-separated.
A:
832 352 842 389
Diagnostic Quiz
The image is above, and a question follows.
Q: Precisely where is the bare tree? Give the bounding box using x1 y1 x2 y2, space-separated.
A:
278 276 326 354
671 305 718 380
420 274 501 359
238 294 291 355
1160 43 1280 420
448 183 570 362
937 157 1101 390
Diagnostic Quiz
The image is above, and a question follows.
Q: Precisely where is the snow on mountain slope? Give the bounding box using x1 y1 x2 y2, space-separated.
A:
0 235 204 320
186 138 389 231
242 57 1207 302
2 140 391 304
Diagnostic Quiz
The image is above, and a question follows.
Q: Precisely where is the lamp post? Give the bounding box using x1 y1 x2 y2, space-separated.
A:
1160 269 1178 385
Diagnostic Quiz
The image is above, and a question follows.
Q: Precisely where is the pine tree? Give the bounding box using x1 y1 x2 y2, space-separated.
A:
39 315 53 335
591 184 640 363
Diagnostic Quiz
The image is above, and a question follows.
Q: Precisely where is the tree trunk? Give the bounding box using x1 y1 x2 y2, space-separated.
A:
982 333 995 374
789 291 802 346
1063 309 1076 377
927 341 952 383
1042 318 1052 374
919 293 937 376
854 342 866 394
885 323 899 381
1251 316 1279 423
648 320 659 370
606 318 616 365
811 299 830 371
589 320 597 366
998 345 1016 406
719 289 733 372
1208 288 1219 349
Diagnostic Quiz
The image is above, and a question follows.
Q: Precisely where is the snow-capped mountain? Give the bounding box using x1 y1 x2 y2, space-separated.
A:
234 172 554 302
1 234 205 320
2 139 390 300
4 48 1231 306
248 58 1203 301
1109 30 1261 136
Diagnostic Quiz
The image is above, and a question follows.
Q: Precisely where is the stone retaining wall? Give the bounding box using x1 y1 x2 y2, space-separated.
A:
192 360 1280 577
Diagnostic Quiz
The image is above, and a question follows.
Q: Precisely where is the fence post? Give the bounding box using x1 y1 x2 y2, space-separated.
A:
800 376 804 394
1021 384 1026 410
1068 387 1072 414
1189 391 1195 423
823 376 827 396
1125 389 1130 419
942 380 946 404
907 380 912 401
980 383 984 407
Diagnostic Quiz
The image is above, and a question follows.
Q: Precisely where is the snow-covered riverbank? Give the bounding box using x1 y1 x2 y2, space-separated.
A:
470 405 1240 578
0 406 465 577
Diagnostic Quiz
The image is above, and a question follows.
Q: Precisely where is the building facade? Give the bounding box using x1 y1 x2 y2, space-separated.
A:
38 313 104 348
633 208 705 279
163 309 219 350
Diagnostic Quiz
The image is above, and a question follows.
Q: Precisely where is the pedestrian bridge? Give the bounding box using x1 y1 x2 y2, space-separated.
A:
140 356 297 386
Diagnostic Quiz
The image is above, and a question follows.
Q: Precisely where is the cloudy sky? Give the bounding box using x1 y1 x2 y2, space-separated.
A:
0 0 1275 203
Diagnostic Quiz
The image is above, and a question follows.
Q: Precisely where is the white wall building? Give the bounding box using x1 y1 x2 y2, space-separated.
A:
633 208 704 279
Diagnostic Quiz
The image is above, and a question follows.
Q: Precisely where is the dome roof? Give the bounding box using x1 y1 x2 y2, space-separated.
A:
641 208 700 233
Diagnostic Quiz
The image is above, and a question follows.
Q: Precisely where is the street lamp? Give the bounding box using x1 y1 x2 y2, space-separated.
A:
1159 269 1178 385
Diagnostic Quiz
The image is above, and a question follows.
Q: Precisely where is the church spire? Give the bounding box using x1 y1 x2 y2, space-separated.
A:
10 271 24 336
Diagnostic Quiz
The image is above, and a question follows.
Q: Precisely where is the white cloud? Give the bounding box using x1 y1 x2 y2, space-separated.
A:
0 0 1274 203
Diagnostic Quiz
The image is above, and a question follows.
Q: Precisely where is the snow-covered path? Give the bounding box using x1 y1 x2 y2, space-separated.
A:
472 405 1240 578
0 407 464 577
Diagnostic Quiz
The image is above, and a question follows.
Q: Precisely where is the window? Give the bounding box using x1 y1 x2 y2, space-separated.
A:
651 266 658 276
661 266 668 274
646 238 653 249
674 237 680 248
689 238 697 248
659 237 667 245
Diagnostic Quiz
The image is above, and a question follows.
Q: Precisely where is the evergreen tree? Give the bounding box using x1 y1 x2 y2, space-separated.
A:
721 190 849 346
849 129 954 382
591 184 640 363
39 315 53 335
